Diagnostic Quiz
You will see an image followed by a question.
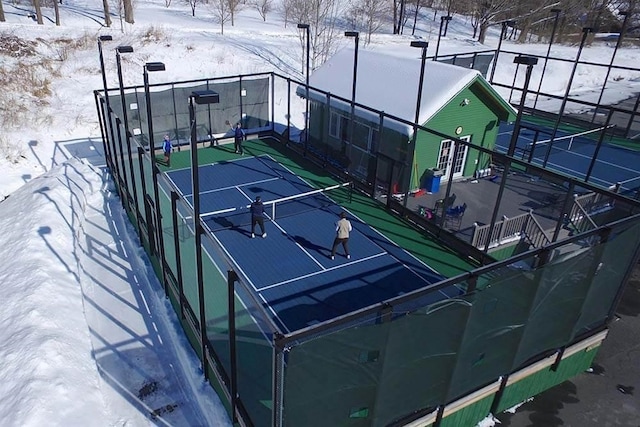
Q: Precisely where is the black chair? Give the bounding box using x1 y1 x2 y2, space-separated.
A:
434 193 457 216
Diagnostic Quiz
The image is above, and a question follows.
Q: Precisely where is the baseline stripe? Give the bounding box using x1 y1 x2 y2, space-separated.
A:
256 252 387 292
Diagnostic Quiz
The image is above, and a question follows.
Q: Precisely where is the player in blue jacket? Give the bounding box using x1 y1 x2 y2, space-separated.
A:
162 134 172 166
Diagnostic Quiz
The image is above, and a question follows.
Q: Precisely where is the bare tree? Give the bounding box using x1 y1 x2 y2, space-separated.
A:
279 0 293 27
211 0 232 34
165 0 172 7
0 0 5 22
228 0 243 25
102 0 112 27
253 0 273 21
290 0 344 69
347 0 388 44
53 0 60 26
392 0 407 34
33 0 44 24
123 0 134 24
186 0 199 16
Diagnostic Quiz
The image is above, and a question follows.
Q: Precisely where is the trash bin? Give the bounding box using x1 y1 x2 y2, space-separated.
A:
423 168 443 193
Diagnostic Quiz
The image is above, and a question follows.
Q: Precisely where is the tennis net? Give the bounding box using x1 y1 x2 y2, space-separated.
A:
525 125 614 159
194 182 352 232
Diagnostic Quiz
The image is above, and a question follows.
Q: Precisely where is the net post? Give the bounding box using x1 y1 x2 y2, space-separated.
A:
349 181 354 203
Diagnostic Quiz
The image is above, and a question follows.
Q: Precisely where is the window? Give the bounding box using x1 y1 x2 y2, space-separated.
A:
329 111 378 153
329 112 339 138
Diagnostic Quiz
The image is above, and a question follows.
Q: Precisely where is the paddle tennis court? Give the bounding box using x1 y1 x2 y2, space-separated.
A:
496 121 640 195
166 155 456 332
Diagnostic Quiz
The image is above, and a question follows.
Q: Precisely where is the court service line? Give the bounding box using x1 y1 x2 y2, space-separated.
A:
271 220 326 269
254 293 291 335
256 252 388 292
236 188 326 269
548 145 640 176
275 159 444 283
207 227 293 333
181 176 281 199
203 229 288 337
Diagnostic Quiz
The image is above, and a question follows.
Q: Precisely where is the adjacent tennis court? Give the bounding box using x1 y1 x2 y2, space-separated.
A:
496 121 640 195
167 155 456 332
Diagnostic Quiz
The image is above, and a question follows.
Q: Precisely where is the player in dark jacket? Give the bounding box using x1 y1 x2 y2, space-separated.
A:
233 122 245 154
250 196 267 238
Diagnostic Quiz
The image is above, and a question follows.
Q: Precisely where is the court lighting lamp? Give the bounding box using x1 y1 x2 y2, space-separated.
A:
143 60 167 294
508 56 538 157
344 31 359 173
115 45 135 200
97 35 114 169
435 16 452 59
188 89 220 383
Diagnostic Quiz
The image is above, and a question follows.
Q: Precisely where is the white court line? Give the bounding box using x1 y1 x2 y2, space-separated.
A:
206 230 290 334
169 154 280 198
176 209 284 340
271 221 326 269
255 292 291 334
256 252 388 292
275 159 447 291
237 189 326 269
192 177 281 198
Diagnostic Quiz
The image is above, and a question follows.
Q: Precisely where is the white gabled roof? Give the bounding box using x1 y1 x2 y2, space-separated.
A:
304 47 486 136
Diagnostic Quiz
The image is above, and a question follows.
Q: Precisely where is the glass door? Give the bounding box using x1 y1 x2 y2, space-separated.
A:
437 136 469 180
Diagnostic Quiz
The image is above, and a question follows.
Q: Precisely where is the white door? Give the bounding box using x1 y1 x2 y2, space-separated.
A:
436 136 469 180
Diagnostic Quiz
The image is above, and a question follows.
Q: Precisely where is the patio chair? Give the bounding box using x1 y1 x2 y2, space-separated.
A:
445 203 467 230
433 193 457 216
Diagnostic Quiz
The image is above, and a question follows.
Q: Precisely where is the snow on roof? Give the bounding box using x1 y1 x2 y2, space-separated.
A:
304 47 484 135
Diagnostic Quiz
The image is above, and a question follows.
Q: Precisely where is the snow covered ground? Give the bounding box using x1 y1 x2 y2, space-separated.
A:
0 1 639 425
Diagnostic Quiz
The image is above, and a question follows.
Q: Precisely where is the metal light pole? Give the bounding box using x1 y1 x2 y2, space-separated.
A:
345 31 359 174
97 35 115 173
405 41 428 205
592 11 631 123
115 45 134 204
489 20 516 83
508 56 539 157
434 15 451 60
543 27 593 167
143 61 167 294
443 12 452 36
188 89 220 387
297 23 310 152
533 8 561 109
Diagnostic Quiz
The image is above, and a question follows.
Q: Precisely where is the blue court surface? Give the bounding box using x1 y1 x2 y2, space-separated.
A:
496 121 640 195
168 155 459 332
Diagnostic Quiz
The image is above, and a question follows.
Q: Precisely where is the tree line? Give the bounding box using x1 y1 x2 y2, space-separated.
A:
1 0 636 69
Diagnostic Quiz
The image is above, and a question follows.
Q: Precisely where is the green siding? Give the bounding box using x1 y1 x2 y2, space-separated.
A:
440 394 495 427
496 346 600 413
413 83 503 189
487 240 529 261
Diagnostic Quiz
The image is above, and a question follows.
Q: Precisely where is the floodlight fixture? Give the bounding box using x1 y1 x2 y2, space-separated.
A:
410 41 429 49
116 45 134 54
441 15 452 22
191 90 220 105
297 23 309 29
345 31 359 38
99 35 113 42
514 56 538 66
145 62 166 72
